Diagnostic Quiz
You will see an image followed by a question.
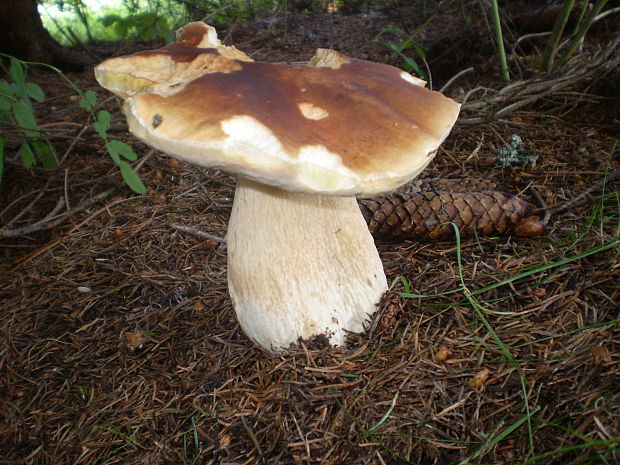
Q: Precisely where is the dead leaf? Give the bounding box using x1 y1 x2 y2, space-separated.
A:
574 175 587 186
219 433 231 448
590 344 612 366
435 345 452 363
197 239 219 249
468 368 490 389
531 287 547 299
126 330 145 350
515 216 544 237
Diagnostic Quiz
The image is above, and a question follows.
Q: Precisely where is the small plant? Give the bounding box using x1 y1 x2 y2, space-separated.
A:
373 26 428 80
79 90 147 194
495 134 538 168
0 57 58 184
0 54 146 193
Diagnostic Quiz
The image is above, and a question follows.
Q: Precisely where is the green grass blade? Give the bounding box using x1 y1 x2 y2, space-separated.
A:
489 0 510 84
541 0 575 72
449 222 535 460
366 392 399 434
460 409 537 464
557 0 609 68
524 439 620 463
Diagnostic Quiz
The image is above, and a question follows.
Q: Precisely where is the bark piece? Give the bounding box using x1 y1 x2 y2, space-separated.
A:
360 191 530 240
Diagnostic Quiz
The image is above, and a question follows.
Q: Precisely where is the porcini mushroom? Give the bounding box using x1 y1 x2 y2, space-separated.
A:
95 22 460 352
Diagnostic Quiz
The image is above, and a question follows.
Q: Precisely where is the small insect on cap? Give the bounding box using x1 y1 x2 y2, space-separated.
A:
95 21 460 196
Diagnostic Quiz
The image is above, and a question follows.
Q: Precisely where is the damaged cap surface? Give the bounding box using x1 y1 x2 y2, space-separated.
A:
95 22 460 196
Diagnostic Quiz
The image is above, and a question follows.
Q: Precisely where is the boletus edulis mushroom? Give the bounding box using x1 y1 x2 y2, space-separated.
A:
95 22 460 352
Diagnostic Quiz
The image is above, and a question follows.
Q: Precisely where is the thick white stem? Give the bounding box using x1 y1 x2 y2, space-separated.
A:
227 177 387 352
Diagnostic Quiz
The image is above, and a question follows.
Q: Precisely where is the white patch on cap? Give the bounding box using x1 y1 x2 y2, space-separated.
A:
400 71 426 87
220 115 287 159
298 102 329 120
296 145 358 192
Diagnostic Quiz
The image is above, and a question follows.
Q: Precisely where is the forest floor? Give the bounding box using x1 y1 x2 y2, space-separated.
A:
1 2 619 464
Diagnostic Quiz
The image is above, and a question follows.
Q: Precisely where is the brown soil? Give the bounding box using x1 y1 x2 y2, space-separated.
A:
1 2 619 464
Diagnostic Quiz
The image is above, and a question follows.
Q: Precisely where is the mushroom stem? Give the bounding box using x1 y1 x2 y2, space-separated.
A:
227 177 388 352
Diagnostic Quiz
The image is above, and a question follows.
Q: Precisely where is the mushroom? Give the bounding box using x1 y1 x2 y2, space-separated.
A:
95 22 460 352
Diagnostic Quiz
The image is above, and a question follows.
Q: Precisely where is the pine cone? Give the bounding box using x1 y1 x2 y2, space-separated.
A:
360 191 530 240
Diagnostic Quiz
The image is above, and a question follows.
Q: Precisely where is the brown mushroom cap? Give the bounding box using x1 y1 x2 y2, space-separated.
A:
95 22 460 196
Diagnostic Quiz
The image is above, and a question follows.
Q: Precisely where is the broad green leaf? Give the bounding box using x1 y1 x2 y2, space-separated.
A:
24 82 45 102
107 139 137 161
19 142 36 168
0 79 15 98
11 82 29 102
107 149 120 164
118 160 147 194
12 100 39 136
0 96 12 111
79 90 97 111
93 110 111 138
32 140 58 169
8 58 26 84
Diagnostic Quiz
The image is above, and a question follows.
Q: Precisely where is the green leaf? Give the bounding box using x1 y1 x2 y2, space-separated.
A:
139 28 154 41
32 140 58 169
100 13 122 27
402 56 424 78
24 82 45 102
0 97 12 111
387 41 403 54
8 58 26 84
19 142 36 168
12 100 39 137
0 136 4 185
79 90 97 111
118 160 147 194
11 82 29 101
93 110 111 138
381 25 405 37
107 139 137 161
0 79 15 99
412 43 427 60
114 22 129 38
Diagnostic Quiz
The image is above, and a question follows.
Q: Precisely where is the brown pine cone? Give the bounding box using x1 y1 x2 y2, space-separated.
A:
360 191 530 240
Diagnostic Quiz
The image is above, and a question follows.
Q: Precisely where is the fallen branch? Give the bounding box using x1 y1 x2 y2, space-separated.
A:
0 187 116 238
170 223 226 243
